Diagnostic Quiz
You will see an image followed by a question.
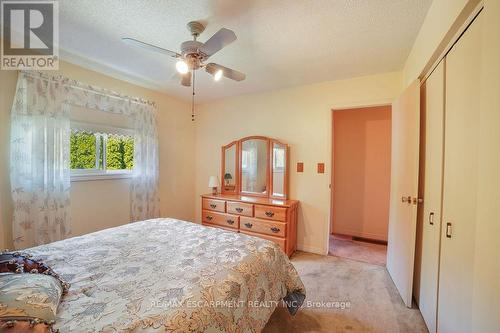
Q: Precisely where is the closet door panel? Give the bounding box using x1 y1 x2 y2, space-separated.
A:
438 13 482 333
418 60 445 333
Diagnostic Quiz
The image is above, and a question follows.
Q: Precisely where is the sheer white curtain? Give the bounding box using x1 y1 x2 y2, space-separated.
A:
10 72 71 249
130 103 160 221
10 71 159 249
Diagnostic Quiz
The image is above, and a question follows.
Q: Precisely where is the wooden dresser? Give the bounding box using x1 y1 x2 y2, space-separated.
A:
201 194 299 257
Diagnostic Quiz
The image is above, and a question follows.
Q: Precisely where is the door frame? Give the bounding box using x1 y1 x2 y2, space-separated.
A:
328 103 393 246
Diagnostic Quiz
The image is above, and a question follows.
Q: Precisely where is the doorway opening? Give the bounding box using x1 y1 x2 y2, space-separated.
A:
329 105 392 266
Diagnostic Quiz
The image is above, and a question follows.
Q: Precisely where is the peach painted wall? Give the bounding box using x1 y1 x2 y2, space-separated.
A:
0 60 195 249
332 106 392 241
195 72 403 255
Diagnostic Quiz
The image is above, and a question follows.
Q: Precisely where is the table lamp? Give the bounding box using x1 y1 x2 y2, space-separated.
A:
208 176 218 195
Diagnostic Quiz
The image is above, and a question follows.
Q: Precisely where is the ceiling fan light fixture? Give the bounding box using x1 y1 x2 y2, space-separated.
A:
214 69 223 81
176 60 189 74
205 63 223 81
123 22 246 121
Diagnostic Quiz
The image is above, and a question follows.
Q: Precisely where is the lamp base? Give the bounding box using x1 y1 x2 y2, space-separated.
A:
212 187 218 195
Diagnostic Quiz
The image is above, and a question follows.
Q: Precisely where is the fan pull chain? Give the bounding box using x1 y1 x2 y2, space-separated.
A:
191 68 196 121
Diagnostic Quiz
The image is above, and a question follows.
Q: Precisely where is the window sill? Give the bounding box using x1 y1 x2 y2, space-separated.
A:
70 172 133 182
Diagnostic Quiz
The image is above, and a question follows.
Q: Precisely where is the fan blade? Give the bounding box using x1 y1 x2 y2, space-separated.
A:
199 28 237 58
206 63 246 81
122 37 180 58
181 72 192 87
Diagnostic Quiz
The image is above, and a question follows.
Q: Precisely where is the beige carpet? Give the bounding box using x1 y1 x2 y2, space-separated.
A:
263 252 427 333
329 235 387 266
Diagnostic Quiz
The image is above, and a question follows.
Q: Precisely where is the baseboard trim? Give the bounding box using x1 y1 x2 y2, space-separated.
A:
297 244 325 255
332 228 387 242
351 236 388 245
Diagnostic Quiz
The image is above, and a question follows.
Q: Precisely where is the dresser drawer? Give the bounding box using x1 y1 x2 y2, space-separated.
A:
202 210 239 229
202 222 237 233
241 230 286 253
202 198 226 213
254 205 287 221
227 201 253 217
240 217 286 238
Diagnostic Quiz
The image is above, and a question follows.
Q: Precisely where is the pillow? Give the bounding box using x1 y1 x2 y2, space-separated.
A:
0 252 69 294
0 273 62 332
0 320 54 333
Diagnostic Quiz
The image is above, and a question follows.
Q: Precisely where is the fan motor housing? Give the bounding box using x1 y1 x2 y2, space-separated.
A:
181 41 204 69
181 41 203 56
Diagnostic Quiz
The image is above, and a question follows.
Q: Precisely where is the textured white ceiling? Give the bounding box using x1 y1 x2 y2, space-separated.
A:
59 0 432 102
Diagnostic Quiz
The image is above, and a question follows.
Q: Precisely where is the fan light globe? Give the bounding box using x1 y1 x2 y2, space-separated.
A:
214 69 223 81
176 60 189 74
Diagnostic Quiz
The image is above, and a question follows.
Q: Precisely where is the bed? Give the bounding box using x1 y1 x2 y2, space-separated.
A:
24 218 306 332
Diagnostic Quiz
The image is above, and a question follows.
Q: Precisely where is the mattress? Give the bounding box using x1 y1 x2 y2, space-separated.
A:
25 218 306 332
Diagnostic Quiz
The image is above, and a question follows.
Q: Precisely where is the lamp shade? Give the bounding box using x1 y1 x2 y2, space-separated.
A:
208 176 218 188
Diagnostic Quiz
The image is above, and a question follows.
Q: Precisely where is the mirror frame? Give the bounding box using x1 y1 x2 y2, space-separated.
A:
221 141 239 194
220 136 289 199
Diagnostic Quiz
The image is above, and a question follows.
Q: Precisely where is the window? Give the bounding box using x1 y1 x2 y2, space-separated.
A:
70 122 134 181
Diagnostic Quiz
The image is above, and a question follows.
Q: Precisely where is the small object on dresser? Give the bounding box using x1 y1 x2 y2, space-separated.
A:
224 173 232 185
208 176 219 195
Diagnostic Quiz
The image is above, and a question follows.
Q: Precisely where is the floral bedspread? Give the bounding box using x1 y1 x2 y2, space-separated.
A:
25 218 306 332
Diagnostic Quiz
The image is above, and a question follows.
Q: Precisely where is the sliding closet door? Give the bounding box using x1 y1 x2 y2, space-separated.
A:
417 60 445 333
438 13 482 333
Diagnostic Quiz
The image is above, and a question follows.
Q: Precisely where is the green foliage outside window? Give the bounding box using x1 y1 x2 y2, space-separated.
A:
70 132 96 169
106 135 134 170
70 132 134 171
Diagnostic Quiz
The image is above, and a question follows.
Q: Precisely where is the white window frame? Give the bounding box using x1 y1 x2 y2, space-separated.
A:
70 121 135 182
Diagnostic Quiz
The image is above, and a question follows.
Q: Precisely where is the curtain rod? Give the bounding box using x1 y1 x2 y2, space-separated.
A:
20 70 157 108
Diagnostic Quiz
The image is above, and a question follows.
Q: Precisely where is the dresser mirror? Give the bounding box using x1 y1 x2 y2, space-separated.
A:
221 141 238 194
271 140 288 198
221 136 289 199
241 137 269 196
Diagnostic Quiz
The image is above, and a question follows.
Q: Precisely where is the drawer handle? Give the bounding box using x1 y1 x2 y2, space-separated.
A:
265 211 275 217
206 216 213 221
227 219 235 225
270 227 280 233
235 208 244 213
244 222 253 228
429 212 434 225
210 204 217 209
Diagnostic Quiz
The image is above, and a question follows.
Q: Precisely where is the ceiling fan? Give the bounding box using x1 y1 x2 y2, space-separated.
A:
122 21 246 121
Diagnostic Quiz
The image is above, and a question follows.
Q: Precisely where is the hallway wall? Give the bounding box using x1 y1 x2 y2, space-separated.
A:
332 106 392 241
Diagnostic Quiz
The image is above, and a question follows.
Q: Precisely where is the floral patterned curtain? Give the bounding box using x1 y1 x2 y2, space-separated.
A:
10 72 71 249
10 71 160 249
